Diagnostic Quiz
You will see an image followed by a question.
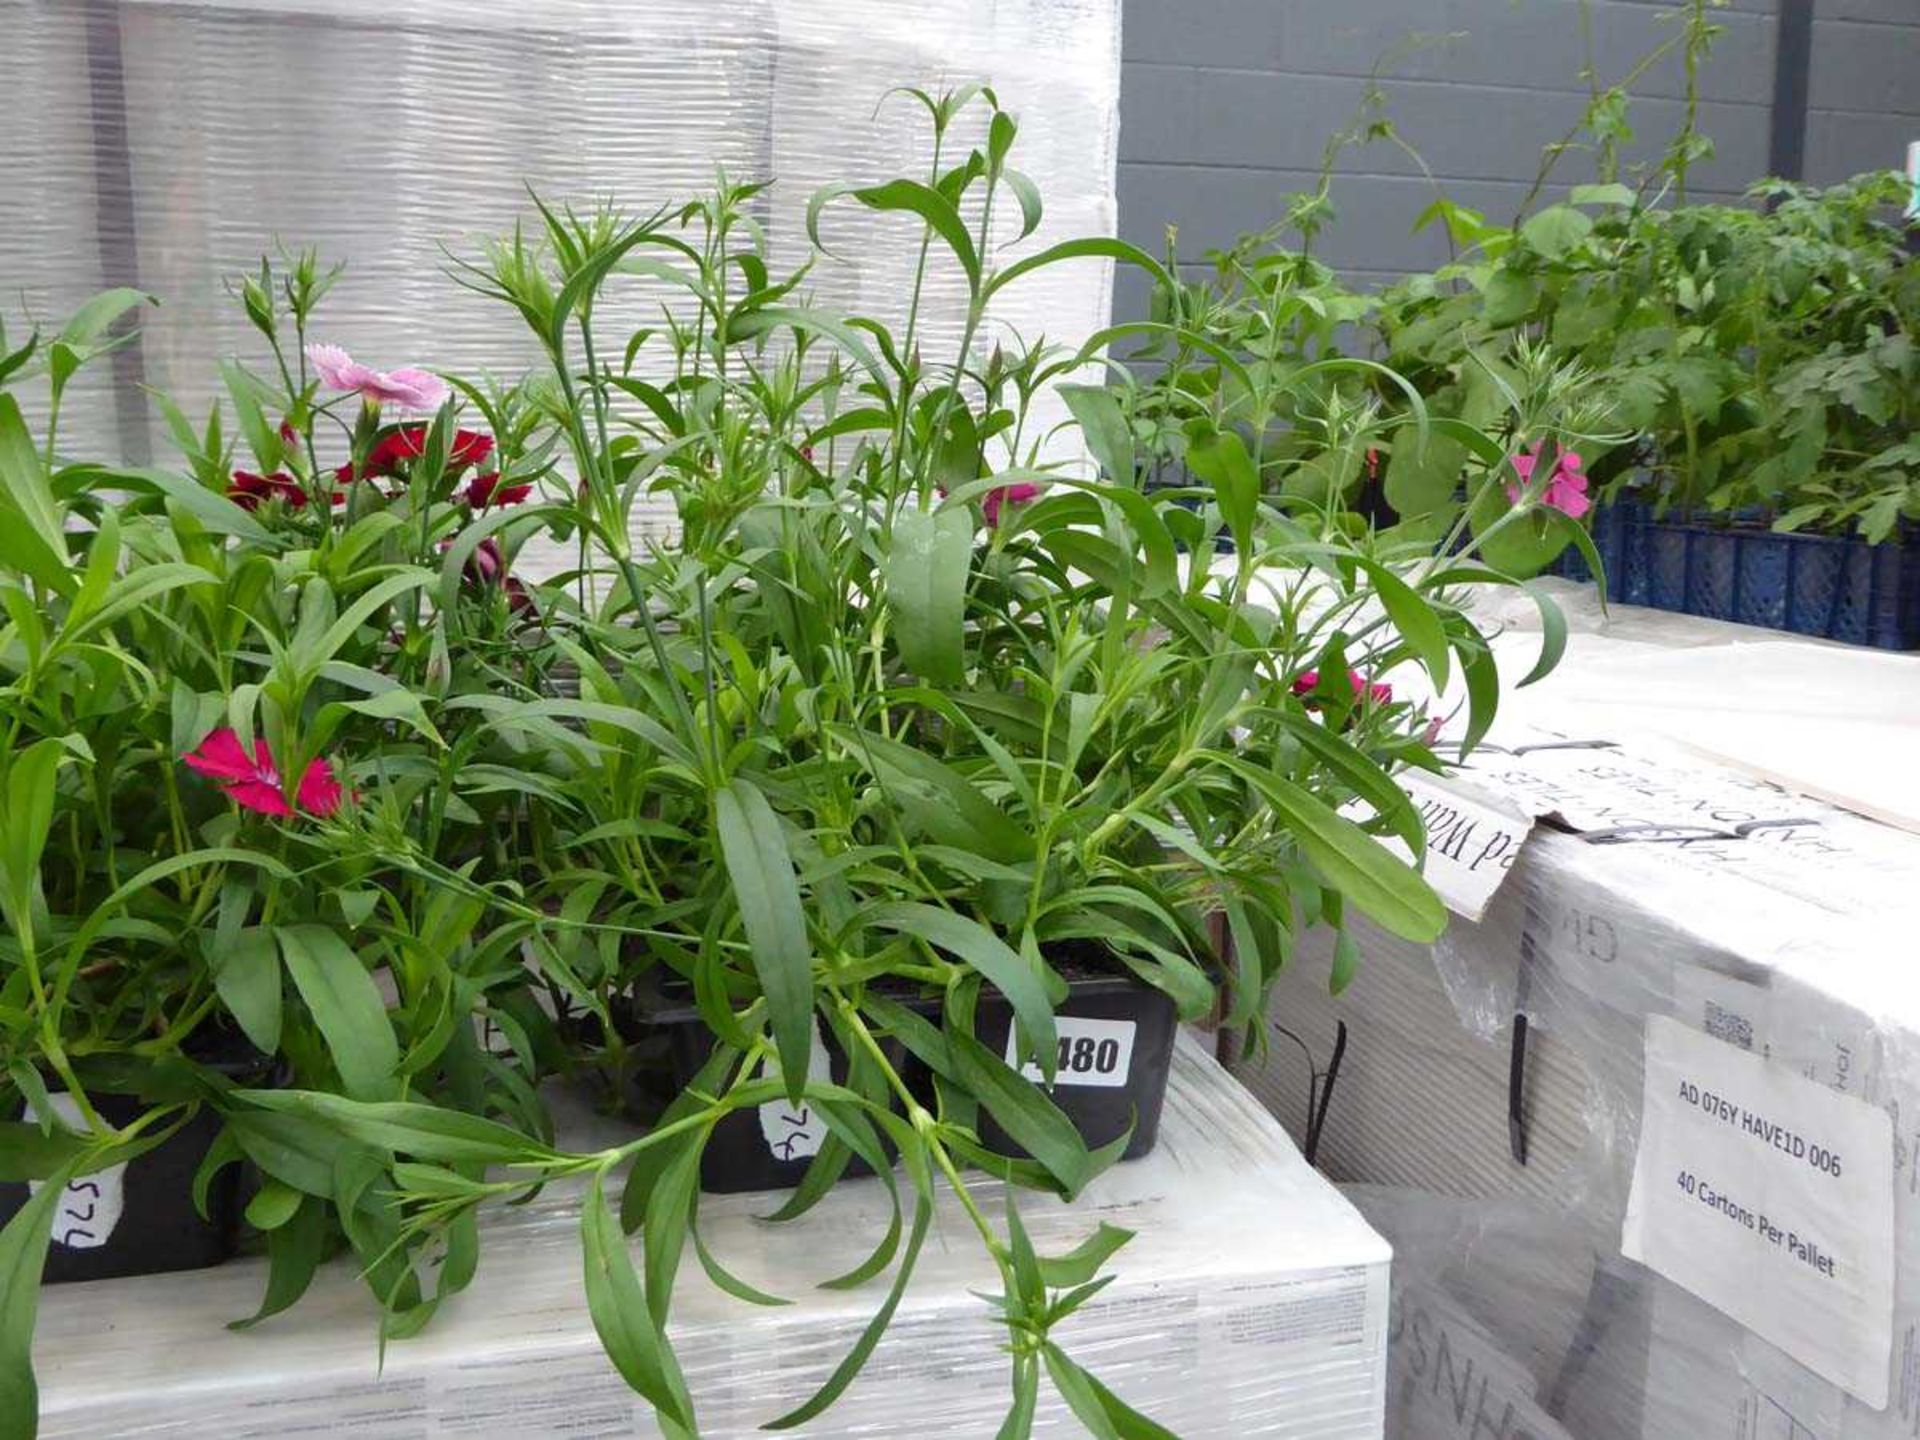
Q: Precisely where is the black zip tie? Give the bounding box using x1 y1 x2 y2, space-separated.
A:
1509 929 1536 1166
1303 1020 1348 1168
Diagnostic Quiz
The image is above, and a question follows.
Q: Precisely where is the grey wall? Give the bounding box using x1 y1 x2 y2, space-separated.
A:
1115 0 1920 322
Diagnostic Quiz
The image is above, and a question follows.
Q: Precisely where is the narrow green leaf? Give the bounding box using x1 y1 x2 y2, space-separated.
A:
212 925 282 1055
1184 425 1258 554
764 1188 934 1429
1219 757 1446 942
583 1170 697 1435
1044 1346 1178 1440
714 780 814 1102
1518 579 1568 687
885 504 973 688
947 1028 1094 1196
1038 1222 1135 1288
1058 385 1135 485
275 926 400 1102
851 180 981 289
642 1132 704 1328
864 904 1055 1077
1358 559 1449 692
229 1194 326 1331
0 1161 71 1440
235 1088 554 1165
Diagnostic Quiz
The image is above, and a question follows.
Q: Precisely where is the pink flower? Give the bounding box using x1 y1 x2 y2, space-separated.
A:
981 481 1042 526
1506 443 1591 520
184 728 343 819
306 342 449 413
1292 669 1393 706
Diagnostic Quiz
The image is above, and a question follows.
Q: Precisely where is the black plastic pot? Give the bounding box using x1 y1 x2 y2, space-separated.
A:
618 995 903 1196
967 967 1179 1162
0 1088 242 1284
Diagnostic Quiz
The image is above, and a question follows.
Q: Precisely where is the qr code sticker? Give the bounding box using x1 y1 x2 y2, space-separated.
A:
1703 999 1754 1051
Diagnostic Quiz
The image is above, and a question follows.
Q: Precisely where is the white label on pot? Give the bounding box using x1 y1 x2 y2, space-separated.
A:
757 1016 832 1163
1008 1017 1136 1089
1340 772 1532 922
1622 1015 1894 1406
25 1093 126 1250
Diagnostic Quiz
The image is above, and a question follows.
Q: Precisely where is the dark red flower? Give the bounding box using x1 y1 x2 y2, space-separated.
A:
464 472 532 509
337 426 495 484
460 538 537 617
228 470 307 511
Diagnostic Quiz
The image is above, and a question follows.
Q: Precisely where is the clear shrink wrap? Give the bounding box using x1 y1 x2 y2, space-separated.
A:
36 1032 1391 1438
0 0 1119 561
1246 726 1920 1439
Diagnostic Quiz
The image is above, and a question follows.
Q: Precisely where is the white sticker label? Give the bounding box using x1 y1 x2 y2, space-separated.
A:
1622 1014 1894 1406
1342 772 1533 921
1007 1016 1135 1088
757 1017 831 1162
25 1094 126 1250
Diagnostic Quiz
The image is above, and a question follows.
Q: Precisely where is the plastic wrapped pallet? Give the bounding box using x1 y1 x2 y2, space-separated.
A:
1244 727 1920 1439
34 1031 1390 1438
0 0 1119 554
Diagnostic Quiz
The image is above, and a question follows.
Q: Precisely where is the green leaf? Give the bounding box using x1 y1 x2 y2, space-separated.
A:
1330 929 1361 996
1219 757 1446 942
275 925 400 1102
1569 182 1635 208
692 1217 790 1307
1184 425 1258 554
0 394 70 593
212 925 282 1054
947 1028 1095 1196
1359 559 1450 692
0 1160 70 1440
714 781 814 1103
843 728 1030 864
1058 385 1135 485
642 1135 704 1328
1517 580 1568 688
851 180 981 289
1038 1222 1135 1288
984 237 1174 306
243 1178 303 1231
885 504 974 688
1518 204 1593 259
1043 1345 1177 1440
582 1170 697 1436
236 1088 555 1165
765 1186 934 1429
865 904 1056 1079
230 1194 326 1331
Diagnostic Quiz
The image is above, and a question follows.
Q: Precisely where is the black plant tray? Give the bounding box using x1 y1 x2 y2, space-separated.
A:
966 966 1179 1163
0 1089 241 1284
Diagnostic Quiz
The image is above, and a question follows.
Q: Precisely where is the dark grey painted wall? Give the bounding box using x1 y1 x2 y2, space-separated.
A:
1115 0 1920 321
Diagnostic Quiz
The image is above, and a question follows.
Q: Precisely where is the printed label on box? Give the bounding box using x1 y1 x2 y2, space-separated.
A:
1388 1284 1577 1440
1622 1014 1895 1406
1008 1016 1135 1088
1343 772 1534 921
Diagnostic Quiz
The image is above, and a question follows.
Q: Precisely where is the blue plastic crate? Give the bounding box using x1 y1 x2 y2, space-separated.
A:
1553 502 1920 650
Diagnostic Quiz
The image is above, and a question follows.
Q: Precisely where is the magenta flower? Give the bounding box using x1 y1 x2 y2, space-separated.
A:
1506 442 1591 520
184 728 343 818
306 342 449 413
1292 669 1393 706
981 481 1043 526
